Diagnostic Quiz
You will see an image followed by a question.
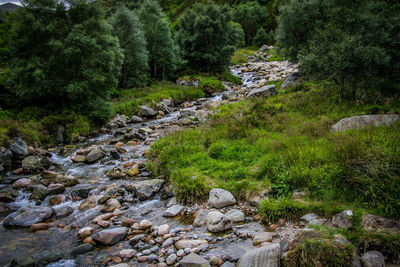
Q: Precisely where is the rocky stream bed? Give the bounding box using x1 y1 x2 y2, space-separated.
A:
1 48 398 267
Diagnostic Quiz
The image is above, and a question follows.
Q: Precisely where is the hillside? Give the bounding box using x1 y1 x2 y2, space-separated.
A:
0 3 19 13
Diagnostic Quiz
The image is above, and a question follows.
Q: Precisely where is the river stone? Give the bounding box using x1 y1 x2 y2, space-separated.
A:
332 115 400 132
10 137 29 159
206 211 232 233
22 156 50 173
54 206 74 218
163 204 183 217
221 262 235 267
100 198 121 213
85 148 105 163
237 243 281 267
139 219 152 229
134 179 165 200
167 254 178 265
180 253 211 267
360 251 385 267
13 178 32 189
47 183 65 195
193 209 209 227
92 227 127 245
0 147 12 168
208 188 236 208
30 184 49 200
70 155 86 163
129 115 143 123
175 240 209 250
3 207 53 227
78 195 100 211
70 185 92 199
253 232 274 246
158 224 170 236
246 85 277 98
225 209 245 222
119 249 136 259
332 210 353 229
70 243 93 257
141 106 157 118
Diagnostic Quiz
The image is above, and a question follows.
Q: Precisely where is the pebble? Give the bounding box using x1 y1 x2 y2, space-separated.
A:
139 219 153 229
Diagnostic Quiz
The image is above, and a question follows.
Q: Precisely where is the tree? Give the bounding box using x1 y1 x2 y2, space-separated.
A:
110 6 148 88
9 0 123 122
138 0 177 79
233 1 269 45
175 3 238 73
253 28 273 47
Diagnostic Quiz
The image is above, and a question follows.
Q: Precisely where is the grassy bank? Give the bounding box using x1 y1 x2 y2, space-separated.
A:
148 82 400 220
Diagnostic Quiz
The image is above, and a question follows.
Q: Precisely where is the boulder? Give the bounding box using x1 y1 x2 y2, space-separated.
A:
85 149 105 163
246 85 277 98
225 209 245 222
163 204 184 217
133 179 165 200
108 114 129 128
206 210 232 233
360 251 385 267
280 71 303 90
92 227 127 245
175 240 209 250
3 207 53 227
10 137 29 159
22 156 50 173
100 198 121 213
193 209 209 227
332 115 400 132
180 253 211 267
140 106 157 118
47 183 65 195
70 155 86 163
332 210 353 229
70 185 93 199
237 243 281 267
129 116 143 123
13 178 32 189
208 188 236 208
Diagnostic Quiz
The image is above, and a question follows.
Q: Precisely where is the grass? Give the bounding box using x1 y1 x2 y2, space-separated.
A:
148 82 400 219
231 47 258 65
111 81 204 117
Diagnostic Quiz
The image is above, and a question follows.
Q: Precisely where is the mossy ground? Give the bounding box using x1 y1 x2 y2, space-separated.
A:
231 47 258 65
148 82 400 220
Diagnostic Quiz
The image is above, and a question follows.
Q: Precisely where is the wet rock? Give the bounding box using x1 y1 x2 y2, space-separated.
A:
121 218 135 227
70 243 93 257
332 210 353 229
166 197 177 208
127 165 140 177
30 184 49 200
129 115 143 123
22 156 50 173
246 85 277 98
100 198 121 213
54 206 74 218
280 238 290 253
129 234 146 246
225 209 245 222
180 253 211 267
0 147 12 168
49 194 63 205
107 167 127 179
163 204 184 217
141 106 157 118
70 185 92 199
12 167 23 174
10 137 29 159
0 191 16 203
237 243 280 267
47 183 65 195
221 262 235 267
208 188 236 209
70 155 86 163
206 211 232 233
252 232 274 246
166 253 178 265
139 219 153 229
3 207 53 227
361 214 400 234
78 195 99 211
161 184 175 199
119 249 136 259
78 227 94 240
92 227 127 245
360 251 385 267
158 224 170 236
332 115 400 132
85 148 105 163
134 179 165 200
30 223 49 232
12 178 32 189
175 240 208 250
55 174 79 187
109 114 129 128
193 209 209 227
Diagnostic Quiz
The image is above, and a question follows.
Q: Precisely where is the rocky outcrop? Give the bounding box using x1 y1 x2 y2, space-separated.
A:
332 115 399 132
237 243 281 267
3 207 53 227
246 85 277 98
208 188 236 208
206 210 232 233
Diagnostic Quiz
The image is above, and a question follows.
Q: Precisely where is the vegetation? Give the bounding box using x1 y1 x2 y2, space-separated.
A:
231 47 258 65
148 83 400 219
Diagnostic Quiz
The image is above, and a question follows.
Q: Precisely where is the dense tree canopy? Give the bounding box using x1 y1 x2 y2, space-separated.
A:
9 0 123 122
175 3 239 73
110 6 148 88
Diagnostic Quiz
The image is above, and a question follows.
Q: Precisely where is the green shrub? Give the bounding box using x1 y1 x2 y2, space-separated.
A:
198 77 225 95
259 198 308 223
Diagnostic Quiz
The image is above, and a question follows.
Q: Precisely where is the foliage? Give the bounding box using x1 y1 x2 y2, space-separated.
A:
231 47 258 65
8 0 123 123
253 28 274 47
233 1 269 45
198 77 225 95
175 3 238 74
259 198 308 223
148 83 400 218
110 6 148 88
138 0 177 79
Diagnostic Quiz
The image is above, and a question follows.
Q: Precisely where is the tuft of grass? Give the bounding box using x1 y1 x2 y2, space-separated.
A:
198 77 224 95
259 198 308 223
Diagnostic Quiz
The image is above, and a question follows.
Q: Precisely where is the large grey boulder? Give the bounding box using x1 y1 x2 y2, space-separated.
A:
332 115 399 132
140 106 157 118
22 156 50 173
133 179 165 200
180 253 211 267
360 251 385 267
85 148 105 163
237 243 281 267
246 85 277 98
332 210 353 229
208 188 236 208
92 227 127 245
3 207 53 227
206 210 232 233
10 137 29 159
280 71 302 90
